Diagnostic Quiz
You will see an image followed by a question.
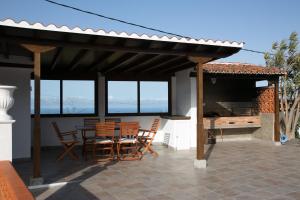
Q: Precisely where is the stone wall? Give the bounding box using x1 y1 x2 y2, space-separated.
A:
252 113 274 141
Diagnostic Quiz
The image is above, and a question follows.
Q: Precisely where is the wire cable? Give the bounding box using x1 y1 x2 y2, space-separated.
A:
44 0 191 39
44 0 281 57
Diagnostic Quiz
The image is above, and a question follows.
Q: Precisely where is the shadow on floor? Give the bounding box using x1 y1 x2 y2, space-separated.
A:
204 144 215 160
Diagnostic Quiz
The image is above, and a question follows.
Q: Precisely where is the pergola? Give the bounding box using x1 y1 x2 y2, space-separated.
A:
0 19 247 180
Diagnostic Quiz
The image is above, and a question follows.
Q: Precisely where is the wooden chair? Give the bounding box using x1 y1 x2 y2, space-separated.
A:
117 122 140 160
138 119 160 159
93 122 115 161
52 122 79 161
105 118 121 123
82 118 100 160
105 117 121 135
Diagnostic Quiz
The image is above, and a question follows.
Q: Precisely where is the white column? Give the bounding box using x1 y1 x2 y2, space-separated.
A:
0 85 16 161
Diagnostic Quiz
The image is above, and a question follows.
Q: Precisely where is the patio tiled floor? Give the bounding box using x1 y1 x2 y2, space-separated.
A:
14 140 300 200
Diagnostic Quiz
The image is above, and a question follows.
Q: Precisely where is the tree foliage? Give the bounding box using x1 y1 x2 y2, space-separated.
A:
264 32 300 139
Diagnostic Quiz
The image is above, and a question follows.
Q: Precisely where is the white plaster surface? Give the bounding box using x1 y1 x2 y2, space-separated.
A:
0 67 31 159
194 159 207 168
0 121 14 161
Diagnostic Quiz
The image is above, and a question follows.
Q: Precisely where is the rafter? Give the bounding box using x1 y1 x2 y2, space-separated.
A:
141 56 185 73
68 49 90 71
50 47 63 71
69 37 97 71
161 61 194 74
3 42 9 59
102 53 138 74
124 54 163 72
87 52 115 72
103 53 141 73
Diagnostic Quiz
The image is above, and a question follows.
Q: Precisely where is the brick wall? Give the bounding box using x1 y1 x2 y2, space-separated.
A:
257 87 275 113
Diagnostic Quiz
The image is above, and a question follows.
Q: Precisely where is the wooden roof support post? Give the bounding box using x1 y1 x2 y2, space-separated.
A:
21 44 55 184
274 77 280 142
189 57 212 169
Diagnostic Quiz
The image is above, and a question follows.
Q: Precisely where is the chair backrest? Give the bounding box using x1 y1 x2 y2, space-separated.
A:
150 119 160 133
105 118 121 123
95 122 115 138
147 119 160 138
120 122 139 139
52 122 63 141
84 118 100 127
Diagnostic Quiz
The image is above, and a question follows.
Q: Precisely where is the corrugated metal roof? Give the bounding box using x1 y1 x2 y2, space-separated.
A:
0 19 244 48
203 62 286 75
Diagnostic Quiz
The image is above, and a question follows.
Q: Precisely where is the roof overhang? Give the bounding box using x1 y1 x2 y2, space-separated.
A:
190 62 286 80
0 19 244 79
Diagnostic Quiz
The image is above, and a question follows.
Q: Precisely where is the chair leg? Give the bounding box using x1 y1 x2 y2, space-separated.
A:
140 141 158 158
81 130 86 156
70 148 79 160
57 144 78 161
117 143 120 160
93 143 96 161
82 138 86 156
110 144 114 160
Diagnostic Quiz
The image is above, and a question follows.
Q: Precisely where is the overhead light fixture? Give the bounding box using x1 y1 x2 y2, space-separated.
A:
211 77 217 85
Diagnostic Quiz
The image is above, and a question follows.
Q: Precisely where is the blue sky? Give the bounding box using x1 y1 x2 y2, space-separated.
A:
1 0 300 65
3 0 300 112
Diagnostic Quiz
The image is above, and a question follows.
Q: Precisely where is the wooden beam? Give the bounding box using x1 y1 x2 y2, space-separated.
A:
103 53 141 73
196 63 205 160
141 56 184 73
21 44 55 179
188 56 212 64
0 62 32 68
3 42 9 59
0 35 238 58
33 51 41 178
274 78 280 142
101 53 137 74
161 61 194 74
50 47 63 71
21 44 55 53
69 49 90 71
87 52 115 72
109 54 156 74
125 55 165 72
69 37 98 71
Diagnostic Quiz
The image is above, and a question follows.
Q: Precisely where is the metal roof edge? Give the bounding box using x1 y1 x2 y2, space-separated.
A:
0 18 244 48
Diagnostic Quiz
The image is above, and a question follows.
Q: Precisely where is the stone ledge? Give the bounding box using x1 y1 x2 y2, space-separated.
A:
0 120 15 124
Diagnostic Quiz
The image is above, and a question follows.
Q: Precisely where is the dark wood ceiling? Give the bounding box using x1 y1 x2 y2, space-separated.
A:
0 25 242 79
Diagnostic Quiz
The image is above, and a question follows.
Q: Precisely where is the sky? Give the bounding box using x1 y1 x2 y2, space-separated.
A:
1 0 300 65
2 0 300 113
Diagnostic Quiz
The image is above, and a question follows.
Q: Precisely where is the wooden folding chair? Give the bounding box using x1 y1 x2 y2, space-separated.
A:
93 122 115 162
138 119 160 159
105 117 121 123
82 118 100 160
117 122 140 160
52 122 80 161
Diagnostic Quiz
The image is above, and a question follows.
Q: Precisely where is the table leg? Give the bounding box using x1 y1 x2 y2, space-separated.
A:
220 129 223 142
82 130 85 156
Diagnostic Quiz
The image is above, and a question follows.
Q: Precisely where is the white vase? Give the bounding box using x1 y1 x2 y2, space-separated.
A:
0 85 16 121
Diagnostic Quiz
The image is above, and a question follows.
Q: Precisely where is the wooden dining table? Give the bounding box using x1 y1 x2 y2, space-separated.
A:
75 124 123 158
75 123 147 160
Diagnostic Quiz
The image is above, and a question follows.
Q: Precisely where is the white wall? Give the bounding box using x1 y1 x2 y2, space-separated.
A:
156 68 197 150
0 67 31 159
190 78 197 148
175 69 192 116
